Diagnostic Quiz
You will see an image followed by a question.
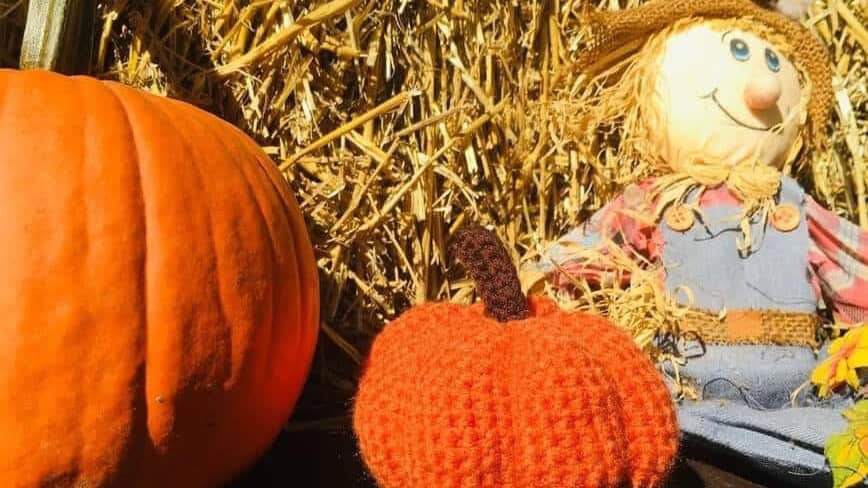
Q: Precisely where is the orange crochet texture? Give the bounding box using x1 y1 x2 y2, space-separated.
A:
353 225 679 488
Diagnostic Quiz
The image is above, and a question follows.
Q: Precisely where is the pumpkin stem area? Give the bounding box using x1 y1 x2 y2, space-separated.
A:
450 224 530 322
20 0 97 74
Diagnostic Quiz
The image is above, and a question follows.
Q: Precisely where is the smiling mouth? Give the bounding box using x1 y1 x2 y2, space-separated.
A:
702 89 772 131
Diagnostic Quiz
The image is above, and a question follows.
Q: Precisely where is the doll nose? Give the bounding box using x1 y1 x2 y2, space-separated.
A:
744 73 782 110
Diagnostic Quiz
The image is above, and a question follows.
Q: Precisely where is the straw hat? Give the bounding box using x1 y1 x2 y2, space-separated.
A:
576 0 832 148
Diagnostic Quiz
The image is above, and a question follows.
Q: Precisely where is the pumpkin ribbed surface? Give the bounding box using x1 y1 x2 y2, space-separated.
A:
0 69 319 488
353 295 678 488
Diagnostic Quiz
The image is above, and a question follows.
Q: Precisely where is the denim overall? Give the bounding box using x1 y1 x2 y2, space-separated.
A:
662 177 846 486
661 177 816 313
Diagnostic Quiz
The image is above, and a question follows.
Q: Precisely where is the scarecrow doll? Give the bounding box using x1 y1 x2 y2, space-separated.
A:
531 0 868 484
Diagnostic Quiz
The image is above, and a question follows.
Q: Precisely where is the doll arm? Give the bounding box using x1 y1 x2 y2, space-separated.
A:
534 184 660 288
806 196 868 324
538 197 626 287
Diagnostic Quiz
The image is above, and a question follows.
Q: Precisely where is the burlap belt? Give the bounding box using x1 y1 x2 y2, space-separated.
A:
679 308 820 347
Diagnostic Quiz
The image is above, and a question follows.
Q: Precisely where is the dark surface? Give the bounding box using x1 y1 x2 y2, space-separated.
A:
228 429 374 488
226 428 783 488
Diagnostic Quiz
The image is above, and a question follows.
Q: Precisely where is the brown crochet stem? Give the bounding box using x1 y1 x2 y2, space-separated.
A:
450 224 530 322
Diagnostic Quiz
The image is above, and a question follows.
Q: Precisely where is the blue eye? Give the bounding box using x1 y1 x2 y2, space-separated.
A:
729 38 750 61
765 48 781 72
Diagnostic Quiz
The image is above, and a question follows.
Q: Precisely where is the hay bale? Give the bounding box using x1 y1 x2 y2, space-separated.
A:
0 0 864 423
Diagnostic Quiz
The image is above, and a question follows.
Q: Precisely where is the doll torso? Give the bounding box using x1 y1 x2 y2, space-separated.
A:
660 176 816 314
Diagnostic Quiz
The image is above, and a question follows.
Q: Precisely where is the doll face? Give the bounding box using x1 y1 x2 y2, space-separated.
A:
651 24 804 169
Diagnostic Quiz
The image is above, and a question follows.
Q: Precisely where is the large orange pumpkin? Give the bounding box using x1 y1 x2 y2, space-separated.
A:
354 225 678 488
0 69 319 487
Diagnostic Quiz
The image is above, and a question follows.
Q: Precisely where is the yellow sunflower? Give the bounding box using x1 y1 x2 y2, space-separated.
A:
812 326 868 398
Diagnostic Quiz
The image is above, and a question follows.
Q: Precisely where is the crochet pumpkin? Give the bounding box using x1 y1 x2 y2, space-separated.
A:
0 69 319 488
353 225 678 488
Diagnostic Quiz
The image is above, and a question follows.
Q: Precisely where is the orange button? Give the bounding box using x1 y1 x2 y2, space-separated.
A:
664 204 695 232
770 203 800 232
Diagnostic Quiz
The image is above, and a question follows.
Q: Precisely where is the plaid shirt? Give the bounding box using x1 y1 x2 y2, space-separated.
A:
806 197 868 324
546 180 868 324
